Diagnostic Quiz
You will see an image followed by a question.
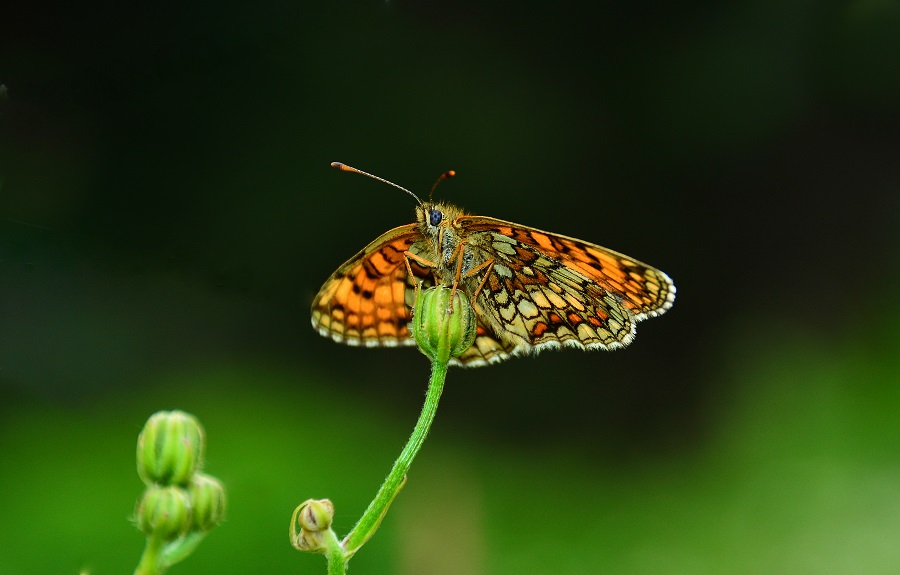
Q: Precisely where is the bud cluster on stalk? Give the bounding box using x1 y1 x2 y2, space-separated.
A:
134 410 226 541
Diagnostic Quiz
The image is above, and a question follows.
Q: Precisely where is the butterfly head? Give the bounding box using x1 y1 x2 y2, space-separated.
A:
417 169 460 238
417 202 464 229
416 202 467 252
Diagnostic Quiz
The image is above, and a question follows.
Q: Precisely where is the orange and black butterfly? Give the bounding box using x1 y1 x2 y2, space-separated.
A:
311 163 675 367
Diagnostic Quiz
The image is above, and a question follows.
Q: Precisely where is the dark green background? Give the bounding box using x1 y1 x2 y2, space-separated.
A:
1 1 898 574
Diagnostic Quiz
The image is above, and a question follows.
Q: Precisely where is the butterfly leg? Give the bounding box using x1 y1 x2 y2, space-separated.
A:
461 258 495 314
446 242 472 311
404 251 437 273
404 251 438 305
447 241 495 314
465 258 495 301
447 241 465 287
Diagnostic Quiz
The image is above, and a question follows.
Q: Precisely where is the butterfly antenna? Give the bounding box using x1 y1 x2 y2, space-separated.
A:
429 170 456 202
331 162 424 206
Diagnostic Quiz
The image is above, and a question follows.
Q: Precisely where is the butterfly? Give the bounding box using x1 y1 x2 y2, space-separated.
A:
311 163 675 367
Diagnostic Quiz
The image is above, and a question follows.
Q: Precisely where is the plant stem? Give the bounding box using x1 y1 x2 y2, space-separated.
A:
342 359 449 556
325 531 347 575
134 533 164 575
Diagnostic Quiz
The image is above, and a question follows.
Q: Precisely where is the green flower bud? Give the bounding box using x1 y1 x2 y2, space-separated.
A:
186 473 226 532
290 499 336 553
298 499 334 532
136 485 192 540
137 410 204 486
411 286 477 364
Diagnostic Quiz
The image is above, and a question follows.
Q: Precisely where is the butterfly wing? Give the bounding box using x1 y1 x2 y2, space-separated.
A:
455 216 675 359
449 326 520 367
311 224 435 347
311 214 675 366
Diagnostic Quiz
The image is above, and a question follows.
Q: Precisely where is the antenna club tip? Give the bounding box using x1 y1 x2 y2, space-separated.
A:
330 162 346 169
446 170 456 178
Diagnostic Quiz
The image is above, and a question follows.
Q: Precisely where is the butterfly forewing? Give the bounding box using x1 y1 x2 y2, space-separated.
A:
311 224 434 348
447 220 639 361
457 216 675 320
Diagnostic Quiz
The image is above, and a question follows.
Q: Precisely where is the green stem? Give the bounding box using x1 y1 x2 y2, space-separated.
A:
325 531 347 575
341 359 449 556
134 533 165 575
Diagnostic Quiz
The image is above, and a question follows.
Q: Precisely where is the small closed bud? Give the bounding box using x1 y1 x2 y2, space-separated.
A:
298 499 334 532
136 485 192 540
291 499 336 553
137 410 204 486
411 286 477 364
187 473 226 532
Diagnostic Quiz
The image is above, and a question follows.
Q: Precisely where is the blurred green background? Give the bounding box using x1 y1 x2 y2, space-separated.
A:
2 1 899 573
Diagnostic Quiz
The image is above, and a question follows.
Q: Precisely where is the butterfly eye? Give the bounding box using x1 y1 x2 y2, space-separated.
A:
429 209 443 226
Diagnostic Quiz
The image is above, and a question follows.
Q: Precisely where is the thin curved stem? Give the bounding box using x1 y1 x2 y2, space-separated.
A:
342 359 449 556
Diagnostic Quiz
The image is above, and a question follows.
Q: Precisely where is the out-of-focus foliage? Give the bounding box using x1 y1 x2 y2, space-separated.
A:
1 0 898 573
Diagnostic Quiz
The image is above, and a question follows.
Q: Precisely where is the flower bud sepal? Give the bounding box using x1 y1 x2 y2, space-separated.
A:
411 286 477 365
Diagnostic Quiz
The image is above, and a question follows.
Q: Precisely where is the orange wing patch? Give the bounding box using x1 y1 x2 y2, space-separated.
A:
311 225 433 347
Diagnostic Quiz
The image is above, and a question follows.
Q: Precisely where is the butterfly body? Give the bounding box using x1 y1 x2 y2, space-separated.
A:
312 194 675 367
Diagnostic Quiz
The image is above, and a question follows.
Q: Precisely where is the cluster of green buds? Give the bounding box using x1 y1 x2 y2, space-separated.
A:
134 411 226 574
